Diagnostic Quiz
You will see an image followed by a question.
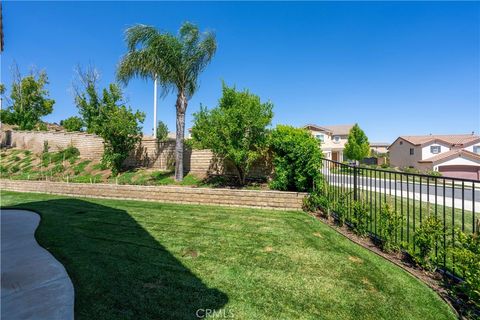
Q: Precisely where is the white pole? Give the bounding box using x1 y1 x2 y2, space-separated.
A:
153 75 158 138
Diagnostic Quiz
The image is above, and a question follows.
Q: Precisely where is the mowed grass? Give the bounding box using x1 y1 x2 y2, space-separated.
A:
1 191 456 320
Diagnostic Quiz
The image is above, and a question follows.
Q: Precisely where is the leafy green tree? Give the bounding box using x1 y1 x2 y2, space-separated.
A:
191 85 273 185
344 124 370 162
74 68 144 174
2 71 54 130
118 22 217 181
99 100 145 175
60 116 84 132
156 120 169 141
268 125 323 192
74 67 102 133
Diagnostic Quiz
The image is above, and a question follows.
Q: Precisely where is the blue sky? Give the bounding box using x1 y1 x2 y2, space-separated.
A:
2 1 479 142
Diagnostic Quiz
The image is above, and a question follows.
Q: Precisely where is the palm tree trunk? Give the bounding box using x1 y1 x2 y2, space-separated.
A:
175 92 187 181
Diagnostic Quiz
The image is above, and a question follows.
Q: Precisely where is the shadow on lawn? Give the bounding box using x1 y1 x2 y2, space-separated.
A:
8 199 228 320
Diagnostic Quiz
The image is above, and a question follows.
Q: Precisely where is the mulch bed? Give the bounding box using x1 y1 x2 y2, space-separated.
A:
309 210 479 320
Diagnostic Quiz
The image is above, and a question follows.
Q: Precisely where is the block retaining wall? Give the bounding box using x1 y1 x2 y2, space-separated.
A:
1 130 270 178
0 179 306 211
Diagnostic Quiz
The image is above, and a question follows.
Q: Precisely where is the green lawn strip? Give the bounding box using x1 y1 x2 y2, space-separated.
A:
1 191 456 320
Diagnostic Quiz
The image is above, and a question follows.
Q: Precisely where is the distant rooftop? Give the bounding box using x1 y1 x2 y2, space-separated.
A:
397 134 479 147
370 142 390 147
304 124 354 135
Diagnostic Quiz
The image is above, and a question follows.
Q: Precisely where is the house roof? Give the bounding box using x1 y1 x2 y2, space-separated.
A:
389 134 480 149
304 124 354 135
370 142 390 147
419 149 480 164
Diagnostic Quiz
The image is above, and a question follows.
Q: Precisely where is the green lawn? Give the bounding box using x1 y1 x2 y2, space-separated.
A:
1 191 456 320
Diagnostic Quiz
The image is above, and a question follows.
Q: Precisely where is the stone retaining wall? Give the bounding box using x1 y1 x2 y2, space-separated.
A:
0 179 306 211
1 130 270 178
3 130 104 159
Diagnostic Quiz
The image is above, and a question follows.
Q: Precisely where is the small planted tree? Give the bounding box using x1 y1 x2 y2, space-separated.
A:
156 120 169 141
2 69 55 130
191 84 273 185
60 116 84 132
268 125 323 192
99 98 145 175
74 66 102 134
74 69 144 175
344 123 370 162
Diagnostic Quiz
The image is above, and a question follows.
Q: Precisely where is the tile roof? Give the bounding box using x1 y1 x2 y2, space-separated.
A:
419 149 480 163
304 124 354 135
323 124 355 135
399 134 480 147
370 142 390 147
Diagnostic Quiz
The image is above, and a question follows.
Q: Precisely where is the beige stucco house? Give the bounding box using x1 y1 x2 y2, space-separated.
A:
370 142 389 155
304 124 354 162
388 134 480 180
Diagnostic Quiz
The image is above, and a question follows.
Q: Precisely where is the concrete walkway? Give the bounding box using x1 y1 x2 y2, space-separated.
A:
1 209 74 320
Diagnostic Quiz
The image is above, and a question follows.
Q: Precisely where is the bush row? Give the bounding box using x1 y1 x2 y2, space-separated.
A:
304 187 480 310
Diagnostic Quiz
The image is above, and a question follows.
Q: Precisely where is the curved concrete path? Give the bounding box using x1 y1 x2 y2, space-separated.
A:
1 209 74 320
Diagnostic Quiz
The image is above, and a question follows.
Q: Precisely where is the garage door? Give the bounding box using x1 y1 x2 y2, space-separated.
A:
438 165 480 180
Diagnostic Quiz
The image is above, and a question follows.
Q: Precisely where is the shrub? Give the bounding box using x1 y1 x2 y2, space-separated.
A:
268 125 323 192
378 202 403 252
449 229 480 306
351 199 371 237
9 165 20 173
51 164 65 175
303 182 331 217
73 160 91 175
425 170 442 177
62 146 80 164
411 216 443 270
334 193 350 227
402 167 420 174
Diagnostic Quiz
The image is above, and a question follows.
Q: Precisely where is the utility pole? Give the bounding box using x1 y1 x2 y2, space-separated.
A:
153 75 158 138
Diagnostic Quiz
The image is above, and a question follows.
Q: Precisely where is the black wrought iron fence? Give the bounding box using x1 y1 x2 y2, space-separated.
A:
320 158 478 278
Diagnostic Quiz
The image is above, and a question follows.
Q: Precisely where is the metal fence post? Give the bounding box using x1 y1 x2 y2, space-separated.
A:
353 164 358 202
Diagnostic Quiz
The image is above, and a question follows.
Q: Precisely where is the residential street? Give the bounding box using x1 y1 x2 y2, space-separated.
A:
322 168 480 210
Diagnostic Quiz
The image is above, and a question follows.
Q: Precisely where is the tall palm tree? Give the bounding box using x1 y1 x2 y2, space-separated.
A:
117 25 163 137
117 22 216 181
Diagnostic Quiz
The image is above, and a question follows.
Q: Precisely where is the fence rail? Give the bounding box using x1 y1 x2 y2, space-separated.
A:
320 158 479 278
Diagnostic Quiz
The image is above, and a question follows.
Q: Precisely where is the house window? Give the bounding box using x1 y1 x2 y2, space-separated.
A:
474 146 480 154
430 146 441 154
333 136 340 143
315 134 324 142
410 148 414 155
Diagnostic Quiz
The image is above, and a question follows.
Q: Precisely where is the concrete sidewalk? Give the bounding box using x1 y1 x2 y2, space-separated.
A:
1 209 74 320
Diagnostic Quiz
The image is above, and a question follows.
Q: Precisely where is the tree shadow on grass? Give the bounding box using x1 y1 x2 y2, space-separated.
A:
6 199 228 320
